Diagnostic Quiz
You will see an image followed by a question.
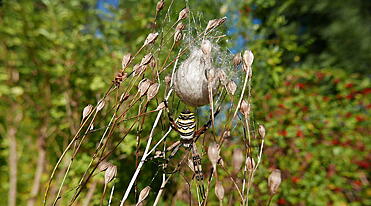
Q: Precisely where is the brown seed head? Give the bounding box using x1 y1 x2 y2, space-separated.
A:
97 100 105 112
174 30 183 42
201 39 212 56
122 53 132 69
226 80 237 95
208 142 220 169
138 79 151 96
136 186 151 206
140 53 153 66
246 156 255 172
156 0 165 12
268 169 281 194
239 100 250 117
134 64 147 76
233 53 242 67
155 102 165 111
176 22 185 31
164 75 172 85
104 164 117 185
82 104 93 121
178 8 189 21
98 161 112 172
243 50 254 68
205 16 227 32
144 33 159 46
258 124 266 139
206 68 216 82
215 181 225 201
149 57 156 68
232 148 244 172
147 83 159 100
217 69 228 86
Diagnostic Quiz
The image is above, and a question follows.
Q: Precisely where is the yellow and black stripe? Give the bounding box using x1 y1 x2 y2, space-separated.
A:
175 110 196 146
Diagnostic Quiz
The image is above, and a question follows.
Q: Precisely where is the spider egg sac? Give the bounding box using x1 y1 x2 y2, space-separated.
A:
174 40 220 107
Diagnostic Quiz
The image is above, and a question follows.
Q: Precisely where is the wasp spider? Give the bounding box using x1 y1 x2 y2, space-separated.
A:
161 101 220 200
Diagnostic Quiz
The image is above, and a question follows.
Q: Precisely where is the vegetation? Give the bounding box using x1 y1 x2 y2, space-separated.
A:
0 0 369 205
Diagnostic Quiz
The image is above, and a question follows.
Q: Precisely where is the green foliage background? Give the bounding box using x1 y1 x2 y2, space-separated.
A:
0 0 369 205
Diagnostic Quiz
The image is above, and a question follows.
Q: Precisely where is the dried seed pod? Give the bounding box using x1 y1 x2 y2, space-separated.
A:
233 53 242 67
155 102 165 111
205 17 227 32
246 156 255 172
147 83 159 100
217 69 228 86
208 142 220 169
178 8 189 21
164 75 172 85
104 164 117 185
215 181 225 201
149 57 156 68
138 79 151 96
156 0 164 12
232 148 244 172
144 33 159 46
239 100 250 117
174 43 219 106
134 64 147 76
258 124 266 139
82 104 93 121
226 80 237 95
97 100 105 112
243 64 251 74
201 39 212 56
122 53 132 69
136 186 151 206
176 22 185 31
140 53 153 66
206 68 216 82
98 161 112 172
114 72 128 86
268 169 281 194
243 50 254 68
174 30 183 42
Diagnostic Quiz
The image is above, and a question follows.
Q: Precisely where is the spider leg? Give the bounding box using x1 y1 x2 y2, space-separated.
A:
190 143 206 201
194 106 221 141
163 100 180 132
